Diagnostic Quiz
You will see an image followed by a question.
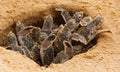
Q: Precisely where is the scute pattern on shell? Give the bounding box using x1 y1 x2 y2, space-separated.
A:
4 8 110 67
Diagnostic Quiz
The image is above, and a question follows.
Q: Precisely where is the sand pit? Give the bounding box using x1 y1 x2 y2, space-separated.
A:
0 0 120 72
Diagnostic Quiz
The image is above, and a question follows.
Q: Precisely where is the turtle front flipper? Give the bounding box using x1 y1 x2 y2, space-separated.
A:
52 41 73 64
17 26 34 46
22 46 33 58
96 29 112 35
5 31 25 55
71 33 87 45
29 27 42 42
55 8 72 23
31 45 41 64
52 51 64 64
42 15 53 35
5 31 18 46
63 41 73 56
86 16 103 30
6 45 24 55
40 34 56 66
21 35 35 51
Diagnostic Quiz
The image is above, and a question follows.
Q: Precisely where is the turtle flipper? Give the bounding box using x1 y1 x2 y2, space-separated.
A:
40 34 56 66
22 46 33 58
71 33 87 45
53 41 73 64
86 16 103 30
6 45 24 55
5 31 18 46
31 45 40 63
52 51 64 64
21 35 35 51
96 29 112 35
63 41 73 56
55 8 72 23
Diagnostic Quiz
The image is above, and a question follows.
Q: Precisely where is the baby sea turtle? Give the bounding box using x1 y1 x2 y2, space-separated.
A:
40 34 56 66
5 31 18 46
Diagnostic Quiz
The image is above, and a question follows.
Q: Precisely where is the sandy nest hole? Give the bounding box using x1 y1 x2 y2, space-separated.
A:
0 0 120 72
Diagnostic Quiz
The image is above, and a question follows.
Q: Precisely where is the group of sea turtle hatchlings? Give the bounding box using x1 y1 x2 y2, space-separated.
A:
4 8 110 67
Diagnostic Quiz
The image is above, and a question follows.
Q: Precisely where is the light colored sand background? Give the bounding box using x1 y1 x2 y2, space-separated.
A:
0 0 120 72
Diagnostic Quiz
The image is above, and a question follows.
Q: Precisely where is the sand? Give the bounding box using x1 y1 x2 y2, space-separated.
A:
0 0 120 72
